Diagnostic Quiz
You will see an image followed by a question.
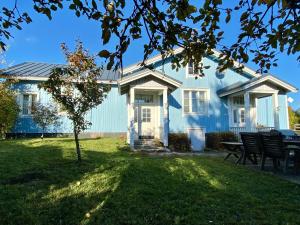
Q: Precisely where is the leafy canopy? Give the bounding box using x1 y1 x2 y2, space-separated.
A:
40 41 111 161
32 102 60 137
0 0 299 76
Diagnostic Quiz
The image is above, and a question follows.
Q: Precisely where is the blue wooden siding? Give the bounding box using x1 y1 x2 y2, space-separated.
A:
9 56 290 134
10 81 127 133
153 57 251 133
86 87 127 133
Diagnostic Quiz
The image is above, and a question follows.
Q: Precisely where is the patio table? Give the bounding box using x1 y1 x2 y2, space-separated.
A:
283 140 300 172
221 142 244 164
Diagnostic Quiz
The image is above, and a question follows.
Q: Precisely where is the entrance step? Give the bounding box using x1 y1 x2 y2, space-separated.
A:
134 139 167 152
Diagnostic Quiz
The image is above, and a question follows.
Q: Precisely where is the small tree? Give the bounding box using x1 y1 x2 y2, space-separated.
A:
288 106 300 130
40 41 110 161
32 102 60 139
0 81 19 139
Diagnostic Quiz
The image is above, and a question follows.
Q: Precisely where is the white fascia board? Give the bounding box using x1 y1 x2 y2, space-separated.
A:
219 75 297 97
119 69 181 88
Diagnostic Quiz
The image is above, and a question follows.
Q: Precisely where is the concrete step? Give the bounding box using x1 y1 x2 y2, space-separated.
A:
134 139 166 151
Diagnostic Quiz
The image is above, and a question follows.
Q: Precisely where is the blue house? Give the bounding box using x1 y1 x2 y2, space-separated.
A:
0 48 297 151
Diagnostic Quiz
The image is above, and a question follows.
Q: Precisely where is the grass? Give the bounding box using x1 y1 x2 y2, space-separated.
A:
0 138 300 225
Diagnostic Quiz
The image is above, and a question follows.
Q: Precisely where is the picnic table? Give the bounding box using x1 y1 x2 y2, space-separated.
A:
221 142 244 164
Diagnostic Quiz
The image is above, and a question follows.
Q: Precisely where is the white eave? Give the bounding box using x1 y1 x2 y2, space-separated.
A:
118 69 182 88
218 75 298 97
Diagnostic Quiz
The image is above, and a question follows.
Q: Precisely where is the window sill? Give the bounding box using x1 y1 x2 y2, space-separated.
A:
183 112 207 116
186 74 203 78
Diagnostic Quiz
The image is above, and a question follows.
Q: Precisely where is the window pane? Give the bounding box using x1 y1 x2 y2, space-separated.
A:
142 108 151 123
198 92 205 100
22 94 29 115
193 65 199 75
233 109 238 123
192 98 198 112
184 106 189 113
188 61 193 74
184 91 189 99
31 94 37 113
135 95 153 104
191 91 197 99
198 100 205 113
240 109 245 123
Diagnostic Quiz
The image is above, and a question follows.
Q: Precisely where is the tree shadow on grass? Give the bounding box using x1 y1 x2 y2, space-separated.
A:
1 141 300 225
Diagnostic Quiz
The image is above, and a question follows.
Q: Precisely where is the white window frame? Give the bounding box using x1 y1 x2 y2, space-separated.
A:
182 89 210 115
18 92 39 117
186 60 203 78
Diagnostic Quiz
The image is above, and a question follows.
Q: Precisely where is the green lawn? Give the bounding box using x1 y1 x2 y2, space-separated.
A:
0 138 300 225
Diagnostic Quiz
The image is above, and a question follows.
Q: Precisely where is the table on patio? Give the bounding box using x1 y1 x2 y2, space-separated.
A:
221 142 244 164
283 140 300 172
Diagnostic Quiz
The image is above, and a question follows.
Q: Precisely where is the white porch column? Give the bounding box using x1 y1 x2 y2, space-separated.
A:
126 94 130 144
129 88 135 148
163 88 169 147
244 92 251 131
272 92 280 129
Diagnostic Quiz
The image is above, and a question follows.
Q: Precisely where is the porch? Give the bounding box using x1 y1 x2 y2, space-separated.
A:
218 75 297 138
118 69 182 148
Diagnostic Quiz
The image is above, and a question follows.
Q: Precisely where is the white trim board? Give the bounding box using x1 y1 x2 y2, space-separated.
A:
118 69 182 88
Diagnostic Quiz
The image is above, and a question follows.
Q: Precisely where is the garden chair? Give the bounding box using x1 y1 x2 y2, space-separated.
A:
260 131 291 173
240 132 263 165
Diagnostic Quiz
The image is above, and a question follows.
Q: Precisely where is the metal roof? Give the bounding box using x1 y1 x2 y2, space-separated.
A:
0 62 120 81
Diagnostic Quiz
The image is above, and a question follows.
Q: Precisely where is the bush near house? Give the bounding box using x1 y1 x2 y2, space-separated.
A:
0 81 19 138
168 133 190 152
205 132 237 150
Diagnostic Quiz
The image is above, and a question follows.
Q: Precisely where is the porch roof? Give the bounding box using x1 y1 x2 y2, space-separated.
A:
118 69 182 95
217 75 297 97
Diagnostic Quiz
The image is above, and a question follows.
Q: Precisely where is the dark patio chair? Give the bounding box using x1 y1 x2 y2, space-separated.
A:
260 132 291 173
240 132 263 165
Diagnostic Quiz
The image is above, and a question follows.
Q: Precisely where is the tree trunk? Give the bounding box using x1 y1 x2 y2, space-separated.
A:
74 129 81 162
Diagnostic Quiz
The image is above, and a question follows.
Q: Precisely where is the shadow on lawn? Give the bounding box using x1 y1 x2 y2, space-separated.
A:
1 141 300 225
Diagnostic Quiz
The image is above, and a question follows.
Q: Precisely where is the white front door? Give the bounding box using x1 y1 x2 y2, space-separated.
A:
134 105 156 139
187 128 205 151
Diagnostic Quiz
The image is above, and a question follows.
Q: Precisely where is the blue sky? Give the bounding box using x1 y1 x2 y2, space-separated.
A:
1 1 300 109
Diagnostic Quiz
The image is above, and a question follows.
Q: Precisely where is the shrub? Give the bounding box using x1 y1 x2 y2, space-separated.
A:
0 81 19 139
168 133 190 152
205 132 237 150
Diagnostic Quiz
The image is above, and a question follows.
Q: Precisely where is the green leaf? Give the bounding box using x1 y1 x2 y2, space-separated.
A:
98 50 110 58
102 30 111 45
225 12 231 23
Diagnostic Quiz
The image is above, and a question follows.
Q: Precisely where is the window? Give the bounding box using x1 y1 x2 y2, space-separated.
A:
240 109 245 123
232 96 244 105
135 94 153 104
232 108 245 125
142 108 151 122
187 60 200 76
233 109 238 123
20 94 37 115
183 90 208 114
